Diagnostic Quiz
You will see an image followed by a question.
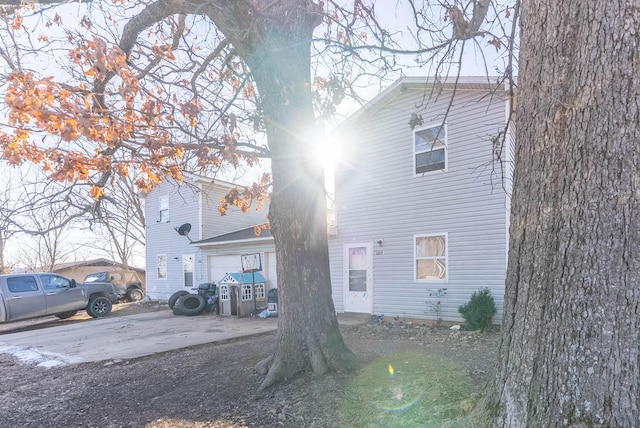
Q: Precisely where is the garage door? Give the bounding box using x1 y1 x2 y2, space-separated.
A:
264 252 277 289
208 255 242 285
208 252 277 288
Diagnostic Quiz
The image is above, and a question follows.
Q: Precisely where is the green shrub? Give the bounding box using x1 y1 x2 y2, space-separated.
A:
458 288 497 331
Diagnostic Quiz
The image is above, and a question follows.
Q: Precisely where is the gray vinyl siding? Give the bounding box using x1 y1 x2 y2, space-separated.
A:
144 180 200 300
330 84 509 323
198 183 268 239
144 179 268 300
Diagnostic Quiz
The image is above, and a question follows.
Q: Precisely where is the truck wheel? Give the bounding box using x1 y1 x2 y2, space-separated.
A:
168 290 189 309
55 311 78 319
174 294 206 316
126 288 144 302
87 296 113 318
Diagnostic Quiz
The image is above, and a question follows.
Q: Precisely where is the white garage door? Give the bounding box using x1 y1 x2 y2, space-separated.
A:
208 252 277 288
208 255 242 285
264 252 277 289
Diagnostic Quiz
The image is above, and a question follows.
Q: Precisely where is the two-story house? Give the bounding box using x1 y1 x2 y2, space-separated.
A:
144 76 512 323
328 76 513 322
142 175 273 300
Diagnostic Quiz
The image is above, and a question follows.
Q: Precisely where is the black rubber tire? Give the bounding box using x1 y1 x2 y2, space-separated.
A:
174 294 206 316
172 304 186 316
86 296 113 318
168 290 190 309
55 310 78 319
126 288 144 302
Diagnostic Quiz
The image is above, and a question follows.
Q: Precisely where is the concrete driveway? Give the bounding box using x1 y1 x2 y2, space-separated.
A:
0 310 277 367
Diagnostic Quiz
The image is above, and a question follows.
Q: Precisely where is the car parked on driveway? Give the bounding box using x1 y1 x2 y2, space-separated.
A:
83 270 145 302
0 273 118 323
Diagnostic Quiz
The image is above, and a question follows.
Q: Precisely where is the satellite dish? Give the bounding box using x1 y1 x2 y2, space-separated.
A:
176 223 191 236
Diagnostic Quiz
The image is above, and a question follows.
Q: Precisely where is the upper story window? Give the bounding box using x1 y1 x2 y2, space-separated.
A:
159 195 169 223
414 124 447 174
415 234 447 281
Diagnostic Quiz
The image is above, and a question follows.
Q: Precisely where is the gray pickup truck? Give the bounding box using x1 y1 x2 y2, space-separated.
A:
0 273 118 323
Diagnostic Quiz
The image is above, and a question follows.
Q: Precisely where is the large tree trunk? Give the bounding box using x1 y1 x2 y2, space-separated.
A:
211 2 356 390
480 1 640 425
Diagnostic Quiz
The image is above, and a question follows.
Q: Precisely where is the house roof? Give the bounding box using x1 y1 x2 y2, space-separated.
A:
182 172 238 188
219 272 266 284
372 75 505 104
50 258 145 273
191 226 273 247
338 75 507 129
138 173 240 199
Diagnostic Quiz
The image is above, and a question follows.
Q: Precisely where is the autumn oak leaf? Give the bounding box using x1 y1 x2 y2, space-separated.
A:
488 38 502 52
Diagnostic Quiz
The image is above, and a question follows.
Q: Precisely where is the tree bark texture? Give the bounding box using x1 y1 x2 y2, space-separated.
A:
208 1 356 389
482 1 640 426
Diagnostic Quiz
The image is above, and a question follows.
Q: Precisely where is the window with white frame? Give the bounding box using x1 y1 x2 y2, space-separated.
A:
415 234 447 281
241 284 253 301
157 255 167 279
183 255 194 288
255 283 265 301
159 195 169 222
414 124 447 174
220 285 229 301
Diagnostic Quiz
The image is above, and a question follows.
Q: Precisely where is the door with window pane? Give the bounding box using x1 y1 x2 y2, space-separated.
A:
183 255 194 288
344 243 373 313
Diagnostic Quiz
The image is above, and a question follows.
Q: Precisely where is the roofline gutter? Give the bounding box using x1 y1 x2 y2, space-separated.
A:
335 75 507 131
191 236 274 248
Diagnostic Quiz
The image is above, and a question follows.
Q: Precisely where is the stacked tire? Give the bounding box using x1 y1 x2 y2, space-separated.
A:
168 291 207 316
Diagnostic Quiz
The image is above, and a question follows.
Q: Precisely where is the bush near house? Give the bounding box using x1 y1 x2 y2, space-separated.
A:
458 287 497 331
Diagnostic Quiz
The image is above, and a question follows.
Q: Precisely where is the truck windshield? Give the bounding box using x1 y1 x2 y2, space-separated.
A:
84 272 108 283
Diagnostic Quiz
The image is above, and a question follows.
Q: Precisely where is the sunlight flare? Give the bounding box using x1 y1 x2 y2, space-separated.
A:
314 138 343 169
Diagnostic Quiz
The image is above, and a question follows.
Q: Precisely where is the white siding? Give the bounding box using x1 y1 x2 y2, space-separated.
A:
330 84 509 323
144 180 201 300
198 182 268 239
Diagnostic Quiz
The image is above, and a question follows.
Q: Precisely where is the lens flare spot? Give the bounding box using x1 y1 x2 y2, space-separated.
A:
390 386 403 401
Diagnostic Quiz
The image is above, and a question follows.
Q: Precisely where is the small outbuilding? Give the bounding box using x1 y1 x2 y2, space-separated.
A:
218 272 267 317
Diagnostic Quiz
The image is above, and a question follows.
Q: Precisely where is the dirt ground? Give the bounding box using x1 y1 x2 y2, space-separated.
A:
0 302 499 427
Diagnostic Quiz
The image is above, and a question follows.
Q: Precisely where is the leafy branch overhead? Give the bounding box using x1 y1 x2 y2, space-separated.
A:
0 0 506 202
1 1 276 210
4 56 261 186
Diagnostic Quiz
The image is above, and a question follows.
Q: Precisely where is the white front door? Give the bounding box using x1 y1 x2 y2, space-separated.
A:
344 243 373 313
264 252 278 290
